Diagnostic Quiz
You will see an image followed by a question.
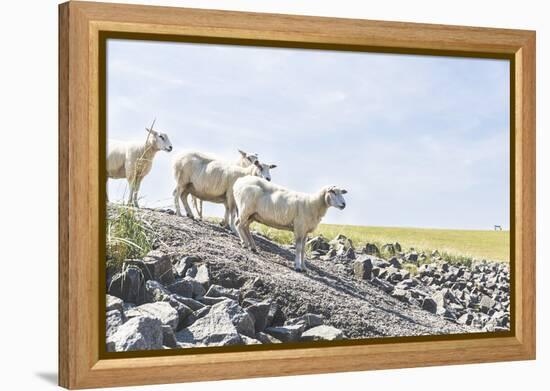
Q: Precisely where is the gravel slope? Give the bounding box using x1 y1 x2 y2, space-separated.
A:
134 207 475 339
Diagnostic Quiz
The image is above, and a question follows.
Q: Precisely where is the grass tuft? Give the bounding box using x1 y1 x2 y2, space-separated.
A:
106 204 153 272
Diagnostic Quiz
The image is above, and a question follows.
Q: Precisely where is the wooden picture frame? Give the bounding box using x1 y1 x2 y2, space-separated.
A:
58 1 536 388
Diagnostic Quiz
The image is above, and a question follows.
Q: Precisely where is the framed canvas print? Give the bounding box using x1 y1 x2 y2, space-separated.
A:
58 1 536 389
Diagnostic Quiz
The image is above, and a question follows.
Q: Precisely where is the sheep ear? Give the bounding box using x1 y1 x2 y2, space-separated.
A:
269 164 277 169
254 160 262 168
238 149 246 157
146 127 157 135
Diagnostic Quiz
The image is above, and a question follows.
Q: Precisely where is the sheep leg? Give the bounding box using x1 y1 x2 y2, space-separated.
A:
173 187 182 216
180 189 195 219
294 237 304 272
127 179 135 206
132 177 142 207
244 221 257 252
191 196 202 220
198 199 203 220
235 218 249 249
300 237 309 272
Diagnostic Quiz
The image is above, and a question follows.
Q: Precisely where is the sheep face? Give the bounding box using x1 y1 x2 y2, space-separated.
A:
325 187 347 210
253 161 277 182
150 130 173 152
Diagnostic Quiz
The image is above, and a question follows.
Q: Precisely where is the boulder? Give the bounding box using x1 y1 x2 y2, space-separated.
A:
108 264 146 304
206 284 240 301
371 277 394 293
176 300 253 346
353 256 373 280
362 243 380 256
173 256 197 278
106 295 124 313
300 325 344 341
125 250 175 285
264 324 303 342
107 316 163 352
166 279 193 298
145 280 171 302
194 264 210 289
388 257 402 269
255 331 282 344
106 309 125 339
284 313 324 331
307 236 330 254
172 295 206 311
381 243 396 255
245 300 272 333
125 302 179 330
199 296 229 306
391 289 409 303
162 325 178 348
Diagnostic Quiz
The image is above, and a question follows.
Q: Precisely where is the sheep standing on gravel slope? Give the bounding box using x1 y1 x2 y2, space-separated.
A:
107 121 173 207
173 151 276 231
233 176 347 272
191 149 259 220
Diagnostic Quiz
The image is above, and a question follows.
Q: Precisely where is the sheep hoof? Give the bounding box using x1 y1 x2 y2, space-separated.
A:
295 268 303 273
186 214 195 220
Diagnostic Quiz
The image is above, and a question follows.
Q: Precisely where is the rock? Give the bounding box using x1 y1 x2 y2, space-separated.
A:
363 243 380 256
371 277 394 293
173 256 195 278
389 257 402 269
106 309 125 339
391 289 409 303
394 242 402 252
405 252 418 263
480 295 495 313
125 250 175 285
199 296 228 305
184 277 207 298
431 250 440 258
421 298 438 314
108 264 146 304
255 331 282 344
264 324 303 342
145 280 171 302
180 306 211 328
206 284 240 301
246 300 272 333
172 296 205 311
125 302 179 330
164 296 193 327
307 236 330 254
240 335 262 345
381 243 396 255
457 313 474 325
353 256 373 280
266 302 286 327
431 291 447 315
162 325 178 348
176 300 253 346
300 325 343 341
166 279 193 298
194 264 210 289
285 313 324 331
107 316 163 352
106 295 124 313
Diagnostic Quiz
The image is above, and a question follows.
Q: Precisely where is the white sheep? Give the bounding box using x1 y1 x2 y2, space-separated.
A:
233 177 347 272
191 149 259 220
173 151 276 230
107 120 173 207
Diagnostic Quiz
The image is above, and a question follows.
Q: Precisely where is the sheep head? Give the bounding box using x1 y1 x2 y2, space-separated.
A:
238 149 259 165
253 160 277 182
324 186 347 210
146 119 173 152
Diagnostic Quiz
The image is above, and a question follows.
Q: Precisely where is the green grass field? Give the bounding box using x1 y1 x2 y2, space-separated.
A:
252 223 510 263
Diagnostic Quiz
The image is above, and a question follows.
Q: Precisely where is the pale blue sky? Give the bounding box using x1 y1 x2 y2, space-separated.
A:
107 39 510 230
